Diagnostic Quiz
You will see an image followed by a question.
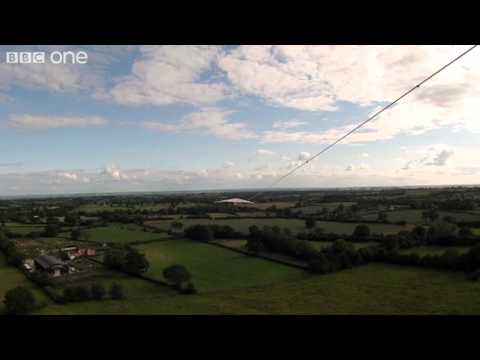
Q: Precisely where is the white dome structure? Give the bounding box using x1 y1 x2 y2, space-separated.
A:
215 198 255 205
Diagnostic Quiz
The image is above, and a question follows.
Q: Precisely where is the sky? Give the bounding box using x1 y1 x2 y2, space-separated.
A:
0 45 479 196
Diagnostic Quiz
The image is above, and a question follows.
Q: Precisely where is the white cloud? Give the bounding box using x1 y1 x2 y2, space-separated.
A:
400 145 456 171
360 153 369 158
298 152 312 161
224 161 235 168
110 45 230 106
10 114 108 129
272 120 307 129
344 163 369 172
143 108 257 140
218 45 478 112
256 148 274 156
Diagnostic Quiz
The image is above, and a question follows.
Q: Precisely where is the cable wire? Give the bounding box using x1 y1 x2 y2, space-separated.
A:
248 45 478 201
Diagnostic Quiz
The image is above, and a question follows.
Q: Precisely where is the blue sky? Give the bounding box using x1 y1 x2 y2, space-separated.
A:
0 45 479 195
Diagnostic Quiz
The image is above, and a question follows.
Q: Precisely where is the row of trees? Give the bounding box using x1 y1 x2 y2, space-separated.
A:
63 282 124 302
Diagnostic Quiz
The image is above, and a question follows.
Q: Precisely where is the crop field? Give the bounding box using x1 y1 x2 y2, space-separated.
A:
145 218 409 236
36 263 480 314
134 239 307 292
0 255 50 314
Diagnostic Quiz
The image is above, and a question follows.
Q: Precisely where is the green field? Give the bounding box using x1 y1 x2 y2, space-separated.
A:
134 239 306 292
0 255 50 314
310 241 378 250
296 202 357 214
145 218 409 236
36 263 480 314
399 246 471 256
70 225 171 244
5 223 45 235
360 209 480 225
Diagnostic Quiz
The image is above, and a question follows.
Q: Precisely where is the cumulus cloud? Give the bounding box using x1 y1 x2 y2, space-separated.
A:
10 114 108 129
110 45 230 106
360 153 369 158
223 161 235 168
401 145 455 171
143 108 257 140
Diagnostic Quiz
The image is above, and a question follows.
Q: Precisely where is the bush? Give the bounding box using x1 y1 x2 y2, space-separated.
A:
110 283 125 300
91 283 106 300
3 287 37 315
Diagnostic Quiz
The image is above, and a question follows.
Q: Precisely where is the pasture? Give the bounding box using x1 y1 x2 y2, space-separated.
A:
145 218 409 236
4 223 45 235
359 209 480 225
36 263 480 314
0 254 50 314
134 239 306 292
66 225 171 245
399 246 471 256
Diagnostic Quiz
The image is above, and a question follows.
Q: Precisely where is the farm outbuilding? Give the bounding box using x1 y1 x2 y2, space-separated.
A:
34 255 70 277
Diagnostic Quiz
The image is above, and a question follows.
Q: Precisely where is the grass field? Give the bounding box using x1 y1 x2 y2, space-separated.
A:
5 223 45 235
74 202 204 214
310 241 378 250
296 202 357 214
399 246 471 256
0 254 50 314
134 239 306 292
145 218 409 236
36 263 480 314
65 225 171 244
359 209 480 224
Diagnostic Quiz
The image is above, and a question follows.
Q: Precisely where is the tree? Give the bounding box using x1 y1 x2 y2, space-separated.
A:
163 265 192 287
171 221 183 230
44 224 60 237
378 211 388 223
305 218 316 229
246 237 264 254
459 226 474 239
123 250 149 275
110 283 125 300
71 228 90 241
3 286 37 314
65 213 80 226
353 224 370 240
91 283 106 300
184 224 214 242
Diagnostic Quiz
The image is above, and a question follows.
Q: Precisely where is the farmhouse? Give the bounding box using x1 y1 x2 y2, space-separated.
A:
60 246 97 258
34 255 70 277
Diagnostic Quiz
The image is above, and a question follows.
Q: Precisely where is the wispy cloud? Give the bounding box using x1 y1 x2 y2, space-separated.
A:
143 108 257 140
10 114 108 129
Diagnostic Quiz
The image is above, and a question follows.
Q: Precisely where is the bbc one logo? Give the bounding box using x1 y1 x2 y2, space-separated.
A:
4 51 88 64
